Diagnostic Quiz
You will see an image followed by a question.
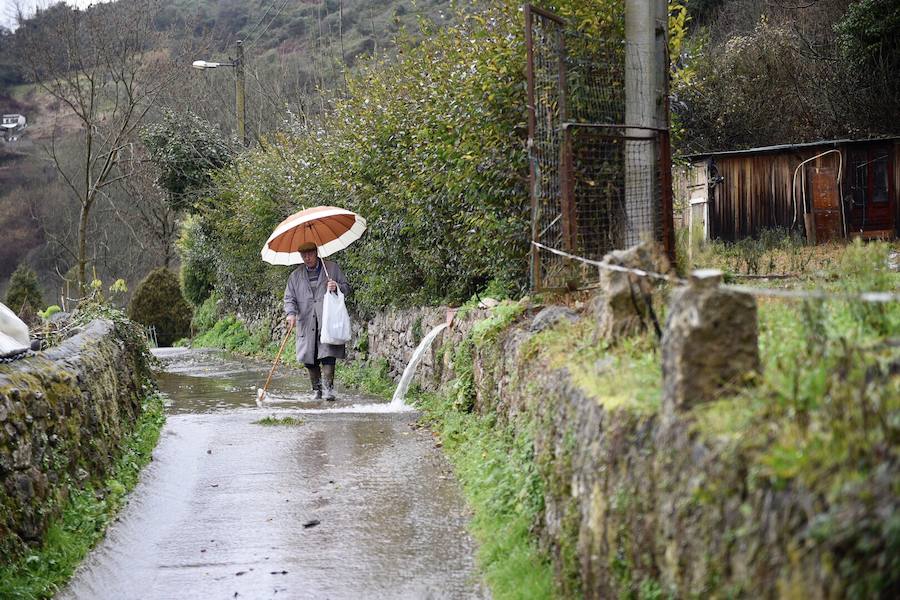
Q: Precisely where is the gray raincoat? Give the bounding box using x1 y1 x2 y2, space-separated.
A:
283 259 351 365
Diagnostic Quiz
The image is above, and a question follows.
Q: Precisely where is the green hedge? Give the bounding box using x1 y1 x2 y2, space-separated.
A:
194 0 622 314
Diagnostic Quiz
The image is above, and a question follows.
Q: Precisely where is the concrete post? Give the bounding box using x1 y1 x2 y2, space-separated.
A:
625 0 668 246
662 269 760 414
593 243 668 341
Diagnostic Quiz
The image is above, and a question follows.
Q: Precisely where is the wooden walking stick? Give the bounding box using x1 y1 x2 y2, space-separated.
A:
256 321 294 406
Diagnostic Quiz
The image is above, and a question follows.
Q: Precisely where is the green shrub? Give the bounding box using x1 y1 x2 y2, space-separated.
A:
204 0 622 314
191 292 220 336
5 263 43 315
177 216 217 306
140 109 234 213
127 268 192 346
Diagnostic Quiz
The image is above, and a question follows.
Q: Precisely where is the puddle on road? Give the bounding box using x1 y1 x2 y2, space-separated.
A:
58 347 486 599
152 347 404 414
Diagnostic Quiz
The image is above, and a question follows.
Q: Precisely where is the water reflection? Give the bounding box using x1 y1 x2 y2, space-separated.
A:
152 347 396 414
57 347 487 599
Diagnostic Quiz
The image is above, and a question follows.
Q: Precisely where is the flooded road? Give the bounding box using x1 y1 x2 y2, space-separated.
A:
60 348 484 600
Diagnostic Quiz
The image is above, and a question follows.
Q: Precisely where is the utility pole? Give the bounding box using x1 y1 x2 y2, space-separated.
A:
235 40 247 146
192 42 249 145
624 0 668 246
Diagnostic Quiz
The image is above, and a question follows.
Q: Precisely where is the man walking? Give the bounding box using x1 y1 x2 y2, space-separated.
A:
284 242 351 400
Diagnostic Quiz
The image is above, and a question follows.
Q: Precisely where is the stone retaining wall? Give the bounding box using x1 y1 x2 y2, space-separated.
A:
0 319 152 561
361 301 897 598
362 306 488 386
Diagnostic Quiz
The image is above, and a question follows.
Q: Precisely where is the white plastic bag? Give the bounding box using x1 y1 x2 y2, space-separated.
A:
320 289 352 345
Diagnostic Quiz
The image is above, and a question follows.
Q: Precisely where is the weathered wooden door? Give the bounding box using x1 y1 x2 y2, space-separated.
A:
845 145 896 237
810 167 841 242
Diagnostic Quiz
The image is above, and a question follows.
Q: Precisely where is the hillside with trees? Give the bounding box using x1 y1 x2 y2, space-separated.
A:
674 0 900 152
0 0 453 305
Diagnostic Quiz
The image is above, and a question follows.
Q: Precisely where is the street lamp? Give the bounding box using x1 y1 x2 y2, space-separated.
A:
192 40 247 145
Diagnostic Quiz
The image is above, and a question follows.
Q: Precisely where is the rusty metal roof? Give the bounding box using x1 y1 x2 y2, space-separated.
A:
684 136 900 160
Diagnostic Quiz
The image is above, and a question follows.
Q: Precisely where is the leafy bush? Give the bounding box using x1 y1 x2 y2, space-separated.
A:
191 292 220 336
127 268 192 346
204 0 622 314
140 109 234 213
5 263 43 315
177 216 217 306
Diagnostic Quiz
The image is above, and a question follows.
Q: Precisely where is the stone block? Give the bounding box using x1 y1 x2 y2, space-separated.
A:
662 270 760 413
531 306 579 333
593 242 669 341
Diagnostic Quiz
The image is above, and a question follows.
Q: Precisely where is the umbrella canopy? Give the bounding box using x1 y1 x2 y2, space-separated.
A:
261 206 367 265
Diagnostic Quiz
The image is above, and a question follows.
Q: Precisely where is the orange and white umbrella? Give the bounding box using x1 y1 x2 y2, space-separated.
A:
261 206 367 265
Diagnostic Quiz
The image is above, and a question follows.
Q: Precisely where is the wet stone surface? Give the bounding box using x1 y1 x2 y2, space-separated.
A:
60 348 484 600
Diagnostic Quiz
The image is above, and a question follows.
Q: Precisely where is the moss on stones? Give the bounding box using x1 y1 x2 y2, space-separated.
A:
0 318 153 563
352 291 900 598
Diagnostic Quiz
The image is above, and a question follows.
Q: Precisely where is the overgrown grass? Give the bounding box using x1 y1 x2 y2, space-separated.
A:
332 351 554 598
253 415 305 426
415 391 554 599
0 393 166 599
678 226 844 277
694 241 900 479
192 315 274 356
335 358 396 399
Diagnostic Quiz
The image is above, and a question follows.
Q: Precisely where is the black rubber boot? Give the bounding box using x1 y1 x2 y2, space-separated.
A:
306 366 322 400
321 364 336 401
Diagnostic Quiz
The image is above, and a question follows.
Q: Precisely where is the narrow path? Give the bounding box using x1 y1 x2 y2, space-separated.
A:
60 348 484 600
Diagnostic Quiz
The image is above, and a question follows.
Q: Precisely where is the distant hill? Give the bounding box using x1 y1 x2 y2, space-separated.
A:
0 0 459 301
0 0 457 140
0 0 455 89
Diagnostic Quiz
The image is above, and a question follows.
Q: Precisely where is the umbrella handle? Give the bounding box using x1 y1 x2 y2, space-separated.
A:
261 321 294 396
319 259 337 294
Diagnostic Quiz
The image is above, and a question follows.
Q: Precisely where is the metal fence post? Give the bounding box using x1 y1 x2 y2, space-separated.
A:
558 26 577 252
525 5 542 290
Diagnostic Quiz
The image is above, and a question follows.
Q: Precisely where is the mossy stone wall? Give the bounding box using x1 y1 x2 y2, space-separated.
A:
0 319 152 562
363 303 898 598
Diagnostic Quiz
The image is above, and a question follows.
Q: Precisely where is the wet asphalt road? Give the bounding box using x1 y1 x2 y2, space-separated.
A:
59 348 484 600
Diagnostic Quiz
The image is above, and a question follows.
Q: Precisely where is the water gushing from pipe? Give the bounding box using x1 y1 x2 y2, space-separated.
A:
390 323 449 408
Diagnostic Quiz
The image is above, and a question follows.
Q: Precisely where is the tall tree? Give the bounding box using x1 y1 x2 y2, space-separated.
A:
16 0 177 293
140 108 234 214
5 263 43 314
114 149 181 269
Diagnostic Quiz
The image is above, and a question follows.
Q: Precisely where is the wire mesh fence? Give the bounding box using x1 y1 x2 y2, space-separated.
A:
526 5 672 290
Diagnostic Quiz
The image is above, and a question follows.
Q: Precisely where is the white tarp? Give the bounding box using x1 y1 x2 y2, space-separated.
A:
0 302 30 355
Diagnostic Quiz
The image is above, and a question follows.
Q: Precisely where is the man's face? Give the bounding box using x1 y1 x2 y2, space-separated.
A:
300 249 318 268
